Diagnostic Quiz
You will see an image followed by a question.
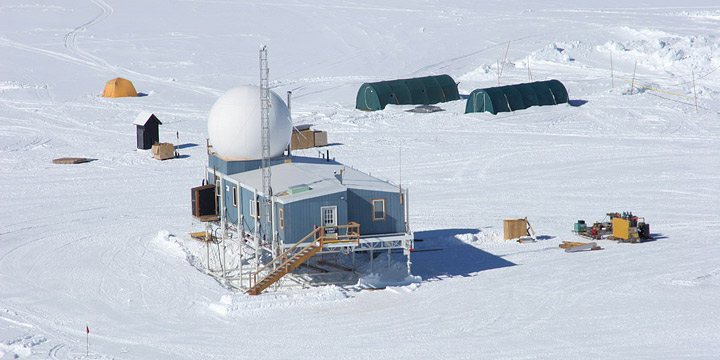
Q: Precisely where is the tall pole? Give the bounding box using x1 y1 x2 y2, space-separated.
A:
287 90 292 114
692 70 698 111
630 60 637 95
499 40 510 81
610 49 614 88
527 56 533 82
259 46 275 260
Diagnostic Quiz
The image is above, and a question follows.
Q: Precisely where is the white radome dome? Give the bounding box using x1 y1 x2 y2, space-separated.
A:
207 85 292 159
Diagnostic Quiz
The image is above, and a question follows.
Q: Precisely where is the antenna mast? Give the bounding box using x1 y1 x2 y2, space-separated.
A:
259 46 273 254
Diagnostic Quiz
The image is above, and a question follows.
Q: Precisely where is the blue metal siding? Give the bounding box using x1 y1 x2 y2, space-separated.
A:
240 187 257 233
208 154 286 176
282 192 347 243
204 161 407 244
223 180 238 224
347 189 404 235
238 190 281 241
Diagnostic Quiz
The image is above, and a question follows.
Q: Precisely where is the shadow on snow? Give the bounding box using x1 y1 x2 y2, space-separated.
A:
176 143 199 149
411 228 515 280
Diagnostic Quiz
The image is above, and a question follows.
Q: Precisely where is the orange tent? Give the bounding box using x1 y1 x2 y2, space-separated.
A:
102 77 138 98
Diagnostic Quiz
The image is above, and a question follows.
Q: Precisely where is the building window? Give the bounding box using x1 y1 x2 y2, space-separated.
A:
372 198 386 221
321 206 337 227
278 208 285 230
250 200 261 219
232 186 237 207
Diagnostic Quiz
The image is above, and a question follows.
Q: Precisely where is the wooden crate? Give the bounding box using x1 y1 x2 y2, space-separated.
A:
291 129 315 150
152 142 175 160
503 218 527 240
314 131 328 147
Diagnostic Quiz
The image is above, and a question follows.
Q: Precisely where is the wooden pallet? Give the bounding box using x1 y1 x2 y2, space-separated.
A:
52 157 95 164
560 241 602 252
188 231 215 242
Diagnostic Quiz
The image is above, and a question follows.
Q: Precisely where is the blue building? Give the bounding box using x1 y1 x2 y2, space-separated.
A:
203 152 414 292
197 84 412 294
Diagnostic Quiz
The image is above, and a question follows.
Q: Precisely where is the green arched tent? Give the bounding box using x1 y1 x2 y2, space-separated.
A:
465 80 568 115
356 74 460 111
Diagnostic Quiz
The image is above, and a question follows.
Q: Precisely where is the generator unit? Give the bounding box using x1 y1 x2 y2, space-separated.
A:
609 212 651 243
573 212 651 243
573 220 587 233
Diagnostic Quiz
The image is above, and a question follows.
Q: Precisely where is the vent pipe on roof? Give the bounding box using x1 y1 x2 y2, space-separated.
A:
287 91 292 114
334 169 344 184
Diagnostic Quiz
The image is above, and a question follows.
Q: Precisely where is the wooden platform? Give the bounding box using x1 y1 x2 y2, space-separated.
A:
193 215 220 222
188 231 215 242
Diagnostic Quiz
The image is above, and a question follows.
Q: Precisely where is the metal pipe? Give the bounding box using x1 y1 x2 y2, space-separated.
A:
287 90 292 114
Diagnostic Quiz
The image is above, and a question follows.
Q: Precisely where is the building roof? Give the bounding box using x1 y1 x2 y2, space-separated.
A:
228 156 399 204
133 112 161 126
293 123 313 132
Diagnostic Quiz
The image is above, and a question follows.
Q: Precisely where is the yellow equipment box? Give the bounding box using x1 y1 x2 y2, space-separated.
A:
612 217 640 241
612 217 630 239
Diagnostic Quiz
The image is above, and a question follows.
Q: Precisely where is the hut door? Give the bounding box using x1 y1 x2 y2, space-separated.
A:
136 127 146 149
321 206 338 238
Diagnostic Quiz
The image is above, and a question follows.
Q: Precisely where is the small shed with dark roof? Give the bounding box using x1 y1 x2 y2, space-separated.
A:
134 112 162 150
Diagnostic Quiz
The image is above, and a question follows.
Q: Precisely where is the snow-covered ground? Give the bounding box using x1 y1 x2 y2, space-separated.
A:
2 1 720 358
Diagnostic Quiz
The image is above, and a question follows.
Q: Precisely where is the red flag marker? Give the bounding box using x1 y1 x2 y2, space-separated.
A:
86 326 89 334
86 325 89 357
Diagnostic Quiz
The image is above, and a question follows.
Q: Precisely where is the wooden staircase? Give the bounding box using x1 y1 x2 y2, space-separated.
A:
246 241 322 295
246 222 360 295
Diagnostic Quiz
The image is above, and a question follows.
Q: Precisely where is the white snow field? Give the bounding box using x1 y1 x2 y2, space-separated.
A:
2 0 720 358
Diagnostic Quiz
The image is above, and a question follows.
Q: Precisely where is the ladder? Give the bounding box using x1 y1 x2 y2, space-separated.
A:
246 223 360 295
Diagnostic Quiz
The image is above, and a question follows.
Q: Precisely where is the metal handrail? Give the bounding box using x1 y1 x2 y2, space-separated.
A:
252 226 322 286
322 222 360 244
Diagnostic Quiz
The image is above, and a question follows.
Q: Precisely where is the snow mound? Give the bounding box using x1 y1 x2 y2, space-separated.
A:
604 29 720 72
220 286 353 317
208 294 234 316
0 335 47 358
681 9 720 21
356 272 421 289
532 41 587 64
455 229 503 244
153 230 185 259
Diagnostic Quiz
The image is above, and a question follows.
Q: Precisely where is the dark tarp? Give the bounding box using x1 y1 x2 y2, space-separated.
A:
465 79 569 114
356 74 460 111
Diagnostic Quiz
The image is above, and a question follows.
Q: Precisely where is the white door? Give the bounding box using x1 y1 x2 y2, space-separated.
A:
321 206 338 237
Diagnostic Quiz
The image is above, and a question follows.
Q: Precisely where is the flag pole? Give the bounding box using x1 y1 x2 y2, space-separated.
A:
86 325 89 358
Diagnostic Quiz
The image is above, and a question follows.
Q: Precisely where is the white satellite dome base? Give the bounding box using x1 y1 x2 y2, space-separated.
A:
207 85 292 160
